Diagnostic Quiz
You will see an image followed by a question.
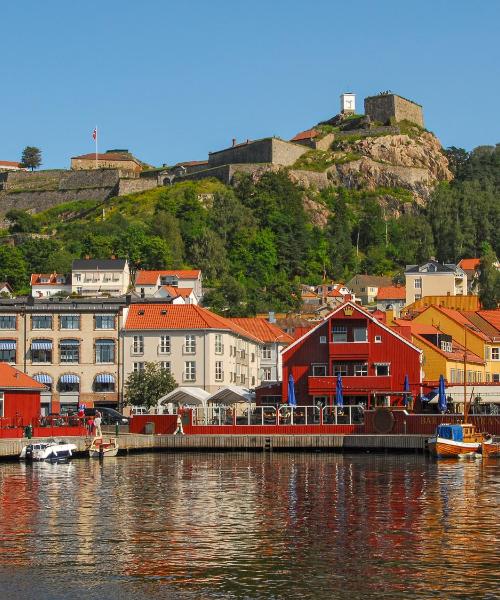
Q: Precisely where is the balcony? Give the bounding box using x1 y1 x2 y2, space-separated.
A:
308 375 392 395
329 342 369 358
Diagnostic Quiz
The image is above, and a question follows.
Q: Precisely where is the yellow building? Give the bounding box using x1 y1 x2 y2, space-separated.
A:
412 305 500 383
71 150 142 174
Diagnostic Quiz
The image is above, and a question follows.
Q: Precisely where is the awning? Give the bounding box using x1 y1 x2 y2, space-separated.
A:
95 373 115 383
0 341 16 350
209 386 255 405
158 387 211 406
60 374 80 383
31 341 53 350
60 339 80 346
95 339 114 345
33 373 53 384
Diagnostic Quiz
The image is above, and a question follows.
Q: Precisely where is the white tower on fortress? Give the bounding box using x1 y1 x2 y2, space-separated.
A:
340 92 356 115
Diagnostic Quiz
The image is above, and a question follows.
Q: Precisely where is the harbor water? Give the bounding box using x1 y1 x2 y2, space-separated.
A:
0 453 498 599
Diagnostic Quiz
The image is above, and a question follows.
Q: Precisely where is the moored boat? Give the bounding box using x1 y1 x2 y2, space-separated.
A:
481 439 500 458
20 440 78 462
428 423 492 458
88 437 119 458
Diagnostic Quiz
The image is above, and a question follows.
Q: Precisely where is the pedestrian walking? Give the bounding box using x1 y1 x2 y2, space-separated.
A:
87 416 94 436
94 413 102 437
173 413 184 435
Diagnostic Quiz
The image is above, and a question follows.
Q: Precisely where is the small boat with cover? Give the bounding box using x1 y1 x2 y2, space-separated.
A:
428 423 492 458
88 437 119 458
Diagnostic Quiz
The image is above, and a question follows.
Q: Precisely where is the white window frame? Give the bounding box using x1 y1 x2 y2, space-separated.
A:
31 315 52 330
319 336 327 344
374 363 390 376
375 335 382 343
159 335 171 354
184 335 196 354
414 278 422 289
184 361 196 381
262 345 272 360
132 335 144 354
215 334 224 355
262 367 272 381
160 361 171 374
59 314 80 330
354 363 368 377
215 361 224 382
133 362 145 372
492 348 499 361
312 364 327 377
0 316 16 330
353 327 368 343
332 325 347 343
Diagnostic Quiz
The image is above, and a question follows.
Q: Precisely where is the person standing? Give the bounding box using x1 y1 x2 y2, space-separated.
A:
94 412 102 438
173 412 184 435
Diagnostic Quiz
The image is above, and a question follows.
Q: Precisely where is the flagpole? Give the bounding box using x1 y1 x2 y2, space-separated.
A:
95 126 98 169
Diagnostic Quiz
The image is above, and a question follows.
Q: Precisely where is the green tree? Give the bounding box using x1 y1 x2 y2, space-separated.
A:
149 211 184 267
5 209 39 234
124 362 177 409
478 243 500 309
0 246 28 291
20 146 42 171
325 194 356 279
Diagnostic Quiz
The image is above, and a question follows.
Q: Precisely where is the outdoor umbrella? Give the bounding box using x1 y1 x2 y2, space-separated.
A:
335 374 344 407
403 374 410 407
288 373 297 406
438 374 447 413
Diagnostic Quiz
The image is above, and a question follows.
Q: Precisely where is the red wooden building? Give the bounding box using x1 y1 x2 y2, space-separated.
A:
258 301 422 408
0 363 44 426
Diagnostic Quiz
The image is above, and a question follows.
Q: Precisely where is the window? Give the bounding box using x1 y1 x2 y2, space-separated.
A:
450 369 456 383
59 339 80 363
332 325 347 343
32 315 52 329
132 335 144 354
353 327 367 342
486 373 491 382
440 340 452 353
375 363 390 376
184 335 196 354
485 347 491 360
0 340 16 363
133 362 144 372
414 278 422 289
375 335 382 343
262 367 272 381
0 392 3 417
320 336 327 344
59 315 80 330
95 314 115 329
354 363 368 376
159 335 171 354
160 361 171 373
95 339 115 363
493 374 500 383
58 374 79 393
75 274 81 282
492 348 499 360
33 373 53 390
160 275 178 287
31 339 52 363
93 374 115 393
312 364 327 377
262 345 272 359
0 316 16 330
215 334 223 354
333 363 349 376
415 294 422 300
184 361 196 381
215 361 224 381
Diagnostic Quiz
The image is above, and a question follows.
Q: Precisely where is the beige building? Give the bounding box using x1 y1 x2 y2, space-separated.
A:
122 304 262 394
72 259 130 296
345 275 392 305
404 260 467 306
71 150 142 174
0 298 125 415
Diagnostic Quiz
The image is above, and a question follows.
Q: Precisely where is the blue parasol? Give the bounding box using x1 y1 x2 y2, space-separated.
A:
288 373 297 406
335 374 344 407
438 374 447 413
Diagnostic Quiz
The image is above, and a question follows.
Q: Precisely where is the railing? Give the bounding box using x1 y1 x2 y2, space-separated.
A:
190 405 365 427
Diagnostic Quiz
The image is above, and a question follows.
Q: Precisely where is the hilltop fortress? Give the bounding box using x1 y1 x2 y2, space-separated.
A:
0 91 448 219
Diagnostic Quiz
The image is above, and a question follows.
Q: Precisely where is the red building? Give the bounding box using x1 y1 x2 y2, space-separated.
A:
0 363 44 426
259 301 422 408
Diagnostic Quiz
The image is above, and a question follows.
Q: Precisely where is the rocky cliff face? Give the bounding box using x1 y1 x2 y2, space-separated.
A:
327 131 452 206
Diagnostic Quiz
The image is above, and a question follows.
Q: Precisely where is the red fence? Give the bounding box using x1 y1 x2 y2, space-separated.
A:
129 414 178 435
0 415 88 439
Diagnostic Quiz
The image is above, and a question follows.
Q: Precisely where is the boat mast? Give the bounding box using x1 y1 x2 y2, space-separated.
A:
463 324 468 424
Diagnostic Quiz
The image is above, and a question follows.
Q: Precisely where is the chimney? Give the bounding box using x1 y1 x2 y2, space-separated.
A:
232 138 236 147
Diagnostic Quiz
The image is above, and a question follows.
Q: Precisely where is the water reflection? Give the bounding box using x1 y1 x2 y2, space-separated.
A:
0 453 498 599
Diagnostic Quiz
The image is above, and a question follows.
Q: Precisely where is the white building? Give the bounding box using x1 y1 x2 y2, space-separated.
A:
340 92 356 114
71 259 130 297
0 161 26 172
134 270 203 301
122 304 262 393
31 274 72 298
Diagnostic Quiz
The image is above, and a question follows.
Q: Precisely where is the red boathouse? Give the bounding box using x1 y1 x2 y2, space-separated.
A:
258 301 422 408
0 363 45 427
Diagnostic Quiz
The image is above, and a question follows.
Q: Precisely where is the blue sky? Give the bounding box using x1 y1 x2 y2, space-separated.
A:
1 0 499 169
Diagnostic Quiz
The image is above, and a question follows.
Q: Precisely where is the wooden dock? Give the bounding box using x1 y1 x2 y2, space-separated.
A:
0 433 428 460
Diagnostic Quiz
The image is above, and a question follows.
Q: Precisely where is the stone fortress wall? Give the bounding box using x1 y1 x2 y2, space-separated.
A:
208 138 308 168
364 94 424 128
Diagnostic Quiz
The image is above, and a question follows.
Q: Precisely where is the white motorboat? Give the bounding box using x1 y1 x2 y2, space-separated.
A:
88 437 119 458
20 440 78 462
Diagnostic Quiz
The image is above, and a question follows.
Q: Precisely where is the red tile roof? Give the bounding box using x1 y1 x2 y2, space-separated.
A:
424 306 490 341
229 318 294 344
393 319 438 335
290 129 320 142
458 258 480 271
0 160 22 168
31 273 70 286
160 286 193 298
124 304 260 342
135 270 201 285
376 286 406 300
0 364 46 390
476 310 500 332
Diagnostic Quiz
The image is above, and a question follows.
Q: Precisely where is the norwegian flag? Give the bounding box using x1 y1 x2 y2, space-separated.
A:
92 127 97 141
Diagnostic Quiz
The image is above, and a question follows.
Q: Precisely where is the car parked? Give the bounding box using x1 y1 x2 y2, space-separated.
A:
84 407 129 425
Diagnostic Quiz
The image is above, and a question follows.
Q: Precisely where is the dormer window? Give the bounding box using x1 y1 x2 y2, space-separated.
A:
429 264 437 272
40 277 49 284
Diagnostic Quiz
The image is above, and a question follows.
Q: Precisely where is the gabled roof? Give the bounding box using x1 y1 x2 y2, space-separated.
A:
135 270 201 285
458 258 480 271
31 273 71 286
290 128 320 142
0 282 13 291
283 301 421 356
124 304 260 342
411 332 484 364
464 311 500 340
405 260 463 274
158 286 194 298
72 259 127 270
418 305 490 341
376 286 406 300
0 160 22 168
476 310 500 332
229 317 294 344
0 364 46 390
